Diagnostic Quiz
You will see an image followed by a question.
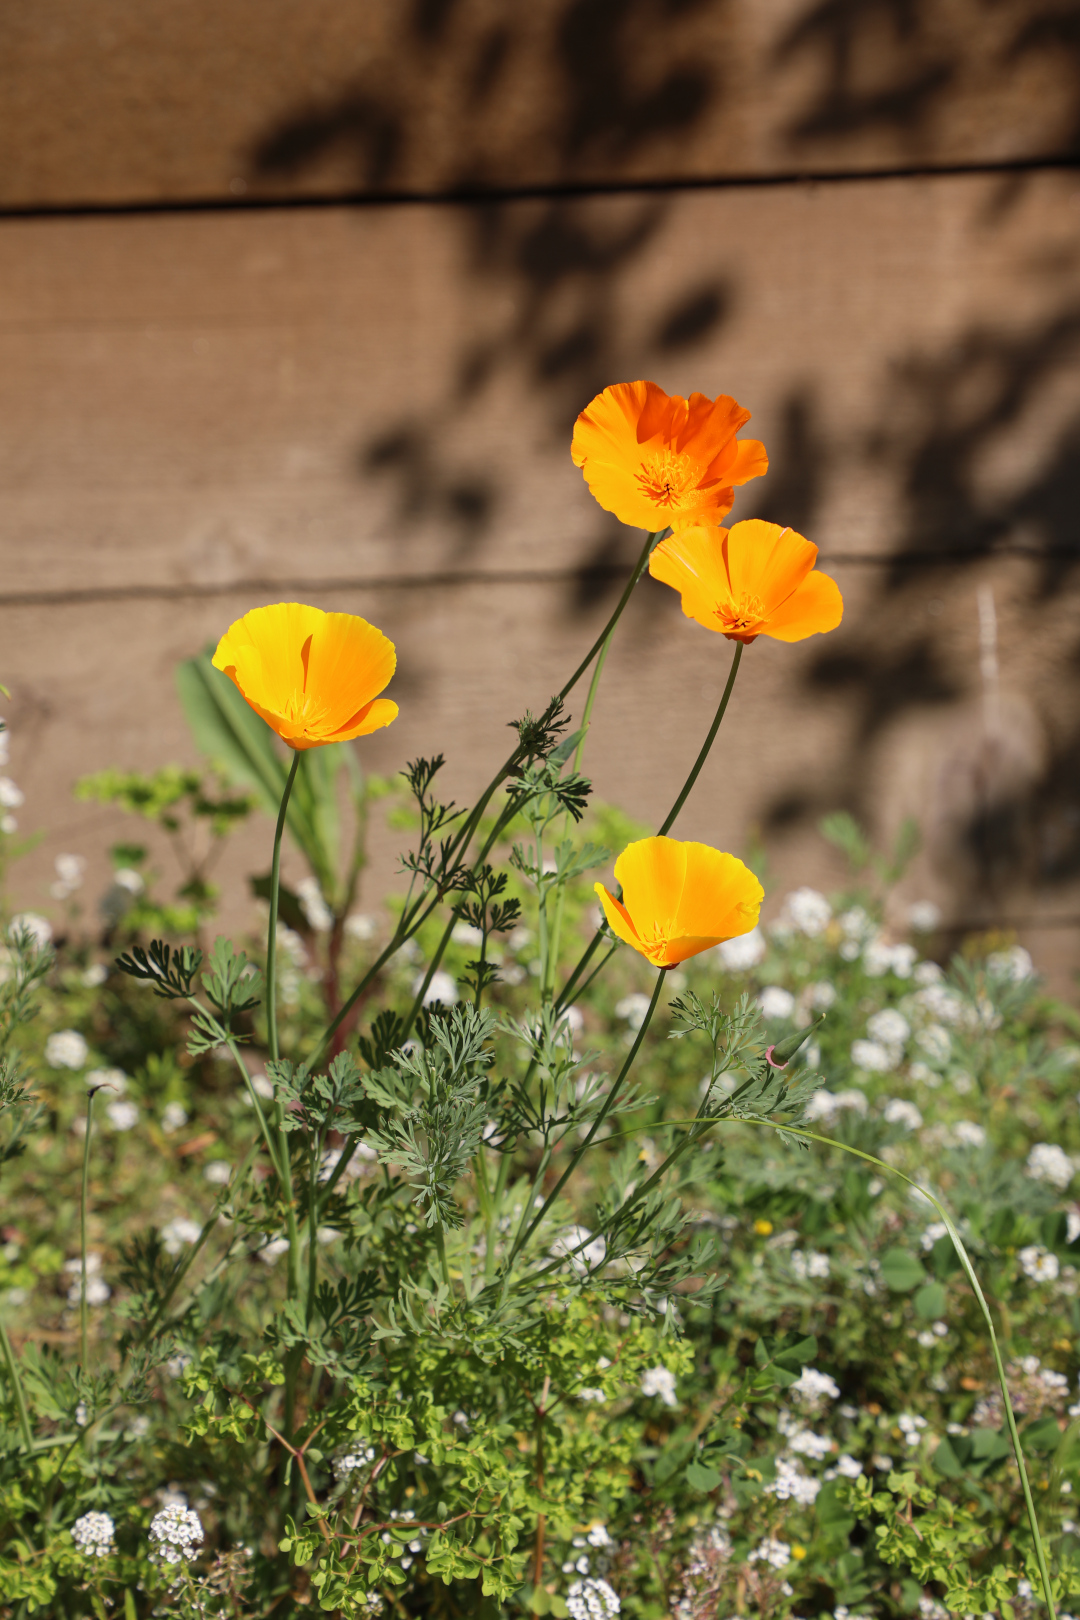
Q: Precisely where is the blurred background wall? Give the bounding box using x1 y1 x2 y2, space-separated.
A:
2 0 1080 979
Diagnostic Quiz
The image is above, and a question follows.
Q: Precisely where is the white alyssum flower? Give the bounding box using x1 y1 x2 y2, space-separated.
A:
345 912 377 941
806 980 837 1010
413 969 458 1007
161 1217 202 1256
203 1160 231 1186
765 1454 821 1504
52 852 86 899
46 1029 89 1069
71 1511 116 1556
0 778 24 809
718 926 766 969
952 1120 986 1148
863 939 916 978
87 1066 127 1094
82 963 108 987
257 1236 291 1266
803 1088 867 1123
567 1577 620 1618
908 900 941 932
791 1250 831 1280
784 888 832 937
148 1503 204 1566
1019 1245 1060 1283
790 1366 840 1407
113 868 145 895
551 1226 606 1273
988 945 1035 982
835 1453 863 1478
788 1427 832 1459
297 876 334 932
920 1221 948 1251
615 992 652 1028
161 1102 188 1133
579 1387 606 1402
757 986 795 1021
105 1099 138 1131
640 1366 678 1407
916 1024 952 1063
9 913 52 948
451 920 484 947
334 1444 376 1481
586 1524 613 1548
882 1098 923 1131
867 1009 910 1047
851 1038 892 1072
748 1537 791 1570
1027 1142 1074 1190
898 1413 928 1446
914 983 966 1024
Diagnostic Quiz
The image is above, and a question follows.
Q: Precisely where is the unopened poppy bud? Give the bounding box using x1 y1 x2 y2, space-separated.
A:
767 1014 827 1067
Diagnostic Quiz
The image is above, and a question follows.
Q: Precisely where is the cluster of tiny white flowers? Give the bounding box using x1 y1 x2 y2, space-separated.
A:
803 1088 867 1124
52 852 86 900
614 991 652 1027
897 1413 927 1447
64 1252 110 1307
551 1225 606 1274
297 876 334 932
162 1101 189 1133
916 1023 952 1063
1027 1142 1074 1190
951 1120 986 1148
380 1508 425 1570
9 912 52 950
748 1537 790 1570
882 1098 923 1131
764 1453 821 1505
161 1217 202 1256
908 900 942 932
783 887 832 937
413 969 458 1007
334 1444 376 1481
148 1503 204 1565
849 1038 892 1072
640 1366 678 1407
988 944 1034 982
863 939 916 978
106 1098 139 1131
789 1367 840 1408
71 1511 116 1556
566 1576 620 1618
867 1008 909 1048
757 986 795 1022
920 1221 948 1251
913 983 967 1025
45 1029 89 1070
1018 1244 1060 1283
717 926 765 970
790 1249 830 1281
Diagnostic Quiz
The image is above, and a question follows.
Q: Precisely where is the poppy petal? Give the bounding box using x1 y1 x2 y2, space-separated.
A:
649 528 730 631
594 884 643 952
672 845 764 942
761 569 844 641
723 521 818 617
613 837 688 938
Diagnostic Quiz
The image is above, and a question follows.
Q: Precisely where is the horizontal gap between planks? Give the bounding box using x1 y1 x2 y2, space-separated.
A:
0 152 1078 222
0 547 1075 610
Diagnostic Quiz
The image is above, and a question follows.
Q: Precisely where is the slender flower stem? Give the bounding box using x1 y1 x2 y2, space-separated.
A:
80 1087 99 1370
313 531 662 1067
508 968 667 1267
266 749 302 1068
0 1314 32 1450
556 640 745 1012
658 640 743 835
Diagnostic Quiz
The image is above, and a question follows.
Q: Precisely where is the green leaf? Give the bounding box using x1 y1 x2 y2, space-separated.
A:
932 1437 964 1478
686 1461 722 1492
1023 1416 1062 1454
914 1281 948 1319
880 1247 926 1293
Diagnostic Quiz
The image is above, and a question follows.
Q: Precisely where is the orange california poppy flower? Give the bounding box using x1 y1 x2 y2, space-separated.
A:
594 836 763 969
571 380 768 532
649 519 843 644
212 603 398 751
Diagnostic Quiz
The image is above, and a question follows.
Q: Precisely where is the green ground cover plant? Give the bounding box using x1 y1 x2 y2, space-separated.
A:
0 380 1076 1620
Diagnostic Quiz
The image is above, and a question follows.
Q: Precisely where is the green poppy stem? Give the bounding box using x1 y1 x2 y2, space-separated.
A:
266 748 302 1068
80 1087 98 1370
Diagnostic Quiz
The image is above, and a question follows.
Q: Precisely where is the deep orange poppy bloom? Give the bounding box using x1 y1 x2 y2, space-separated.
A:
571 380 768 532
649 519 843 644
212 603 398 750
595 836 763 968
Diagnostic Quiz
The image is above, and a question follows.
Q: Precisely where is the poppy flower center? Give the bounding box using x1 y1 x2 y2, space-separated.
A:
716 592 765 634
635 450 696 509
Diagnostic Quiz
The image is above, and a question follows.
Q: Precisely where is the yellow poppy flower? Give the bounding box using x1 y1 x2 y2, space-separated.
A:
594 836 763 968
649 519 843 644
212 603 398 750
571 380 768 532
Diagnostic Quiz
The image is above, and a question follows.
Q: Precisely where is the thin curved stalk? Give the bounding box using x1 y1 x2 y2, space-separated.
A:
266 749 302 1067
556 641 745 1012
507 968 667 1269
0 1315 32 1450
80 1088 98 1369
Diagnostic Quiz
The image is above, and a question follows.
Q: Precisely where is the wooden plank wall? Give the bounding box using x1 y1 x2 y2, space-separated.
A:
2 1 1080 980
